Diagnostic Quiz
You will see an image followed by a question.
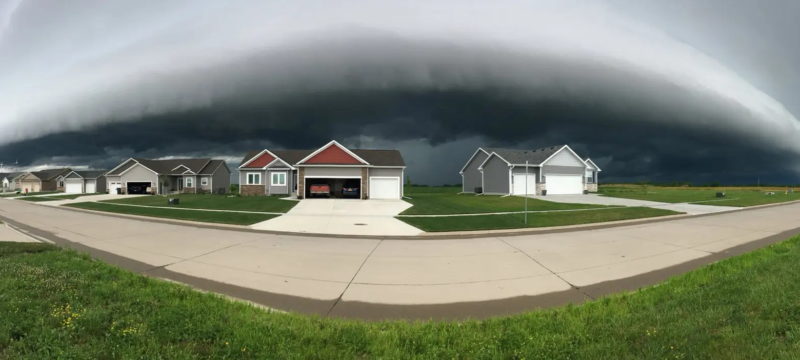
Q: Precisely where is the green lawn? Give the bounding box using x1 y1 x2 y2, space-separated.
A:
3 236 800 358
103 194 298 213
17 194 87 202
600 185 800 207
400 207 678 232
65 202 276 225
402 186 607 215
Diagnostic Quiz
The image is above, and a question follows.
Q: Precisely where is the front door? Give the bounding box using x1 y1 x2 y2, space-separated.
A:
177 178 183 191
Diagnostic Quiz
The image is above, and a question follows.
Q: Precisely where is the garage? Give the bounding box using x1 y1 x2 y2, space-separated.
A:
369 177 401 199
512 173 536 196
305 177 361 198
545 174 584 195
126 182 152 194
85 180 97 193
108 182 121 194
65 181 83 194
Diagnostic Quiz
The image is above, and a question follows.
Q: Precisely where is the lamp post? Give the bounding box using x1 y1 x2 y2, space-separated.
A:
524 160 529 225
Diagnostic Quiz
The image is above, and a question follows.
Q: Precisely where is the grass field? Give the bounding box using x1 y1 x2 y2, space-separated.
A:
400 207 678 232
103 194 298 213
17 194 87 202
2 236 800 358
65 202 276 225
402 186 607 215
600 185 800 207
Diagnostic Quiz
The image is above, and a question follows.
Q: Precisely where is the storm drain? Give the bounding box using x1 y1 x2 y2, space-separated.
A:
354 223 367 226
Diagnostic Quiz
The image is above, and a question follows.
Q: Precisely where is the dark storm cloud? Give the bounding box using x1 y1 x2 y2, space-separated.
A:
1 1 799 184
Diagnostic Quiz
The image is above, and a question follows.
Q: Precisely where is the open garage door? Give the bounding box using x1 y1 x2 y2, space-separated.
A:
305 178 361 198
126 182 151 194
545 175 583 195
65 182 83 194
369 177 400 199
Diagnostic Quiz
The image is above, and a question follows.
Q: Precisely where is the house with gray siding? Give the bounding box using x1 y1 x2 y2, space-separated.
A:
460 145 601 196
64 170 107 194
105 158 230 195
238 140 405 200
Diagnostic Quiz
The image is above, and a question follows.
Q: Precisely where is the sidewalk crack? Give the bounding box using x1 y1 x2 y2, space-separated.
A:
325 239 383 316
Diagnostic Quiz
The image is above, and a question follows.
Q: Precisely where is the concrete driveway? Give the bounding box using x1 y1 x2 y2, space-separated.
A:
250 198 422 236
2 198 799 319
543 194 738 215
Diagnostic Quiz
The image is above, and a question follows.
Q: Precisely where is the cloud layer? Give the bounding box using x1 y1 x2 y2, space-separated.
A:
1 1 798 184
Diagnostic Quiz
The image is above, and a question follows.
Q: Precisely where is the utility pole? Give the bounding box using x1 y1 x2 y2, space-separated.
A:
524 160 529 225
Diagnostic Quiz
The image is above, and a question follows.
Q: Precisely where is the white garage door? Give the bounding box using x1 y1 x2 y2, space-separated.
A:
85 180 96 193
369 177 400 199
545 175 584 195
108 182 121 194
65 181 83 194
512 174 536 196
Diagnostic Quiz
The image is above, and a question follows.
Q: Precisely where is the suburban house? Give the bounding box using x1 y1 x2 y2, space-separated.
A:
105 158 231 195
238 140 406 200
64 170 108 194
460 145 601 196
17 168 72 193
0 172 23 192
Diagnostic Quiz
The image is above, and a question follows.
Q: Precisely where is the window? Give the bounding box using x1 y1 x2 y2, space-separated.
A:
201 177 209 186
271 172 287 186
58 179 64 187
246 173 261 185
185 177 193 187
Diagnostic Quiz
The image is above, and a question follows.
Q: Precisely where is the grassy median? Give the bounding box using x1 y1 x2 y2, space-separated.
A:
65 202 276 225
103 194 298 213
2 236 800 358
17 194 87 202
399 206 679 232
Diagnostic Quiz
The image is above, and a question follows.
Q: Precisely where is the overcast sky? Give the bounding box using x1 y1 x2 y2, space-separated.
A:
1 0 798 184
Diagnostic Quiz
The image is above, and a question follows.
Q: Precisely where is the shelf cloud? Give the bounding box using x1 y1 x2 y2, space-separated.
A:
1 1 798 184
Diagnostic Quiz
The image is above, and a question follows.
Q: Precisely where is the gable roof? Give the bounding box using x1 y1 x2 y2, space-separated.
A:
297 140 369 165
459 148 490 174
109 158 226 176
73 170 108 179
584 158 602 172
0 172 23 181
30 168 71 181
485 145 567 165
239 143 405 168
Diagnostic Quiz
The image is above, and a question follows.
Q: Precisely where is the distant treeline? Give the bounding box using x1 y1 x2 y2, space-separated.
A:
606 181 799 187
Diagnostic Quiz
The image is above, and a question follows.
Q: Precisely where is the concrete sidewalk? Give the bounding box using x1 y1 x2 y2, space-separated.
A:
1 198 798 319
543 194 738 215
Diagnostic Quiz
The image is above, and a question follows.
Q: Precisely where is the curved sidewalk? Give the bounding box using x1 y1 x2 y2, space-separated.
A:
1 199 799 320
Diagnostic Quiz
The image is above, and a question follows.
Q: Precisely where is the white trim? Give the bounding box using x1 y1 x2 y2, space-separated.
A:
584 158 602 172
172 165 193 173
118 161 160 177
303 175 361 179
297 164 370 168
270 171 287 186
239 149 287 170
245 172 262 185
64 170 85 179
106 158 136 175
367 165 406 168
200 177 209 186
508 167 513 195
296 140 370 165
477 152 511 171
181 169 195 175
539 145 586 168
459 148 489 174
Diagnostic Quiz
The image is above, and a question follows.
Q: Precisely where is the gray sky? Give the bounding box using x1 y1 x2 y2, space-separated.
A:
1 0 798 184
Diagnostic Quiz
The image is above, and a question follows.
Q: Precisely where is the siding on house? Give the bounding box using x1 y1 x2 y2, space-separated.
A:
481 155 511 194
462 151 488 193
369 168 402 177
119 164 158 190
541 148 587 182
304 167 362 178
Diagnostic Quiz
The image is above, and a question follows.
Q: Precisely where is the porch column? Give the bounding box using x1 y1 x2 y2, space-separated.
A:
361 167 369 200
297 168 305 199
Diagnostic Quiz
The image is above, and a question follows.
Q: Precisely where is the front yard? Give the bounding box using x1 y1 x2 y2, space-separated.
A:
17 194 88 202
2 235 800 358
600 185 800 207
102 194 298 213
65 202 277 225
398 186 680 231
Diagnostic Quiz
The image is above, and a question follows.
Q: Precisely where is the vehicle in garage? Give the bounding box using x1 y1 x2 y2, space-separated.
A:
63 170 107 194
461 144 601 196
238 140 405 200
309 183 331 197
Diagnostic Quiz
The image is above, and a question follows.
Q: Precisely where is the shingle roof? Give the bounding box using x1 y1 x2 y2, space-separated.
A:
198 160 227 174
483 145 564 165
74 170 107 179
133 158 212 174
30 168 71 181
239 148 406 167
0 172 23 180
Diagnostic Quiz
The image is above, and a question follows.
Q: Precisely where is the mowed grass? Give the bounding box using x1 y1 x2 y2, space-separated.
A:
65 202 276 225
402 186 607 215
103 194 298 213
400 207 678 232
17 194 87 202
600 185 800 207
3 236 800 358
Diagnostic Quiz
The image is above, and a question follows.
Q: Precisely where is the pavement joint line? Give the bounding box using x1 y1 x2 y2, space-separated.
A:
350 273 557 286
397 206 628 218
72 201 286 215
143 240 258 274
498 237 595 300
186 258 353 284
326 239 384 317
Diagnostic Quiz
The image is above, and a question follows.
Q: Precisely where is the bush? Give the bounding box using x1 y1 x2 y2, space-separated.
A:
229 184 239 193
